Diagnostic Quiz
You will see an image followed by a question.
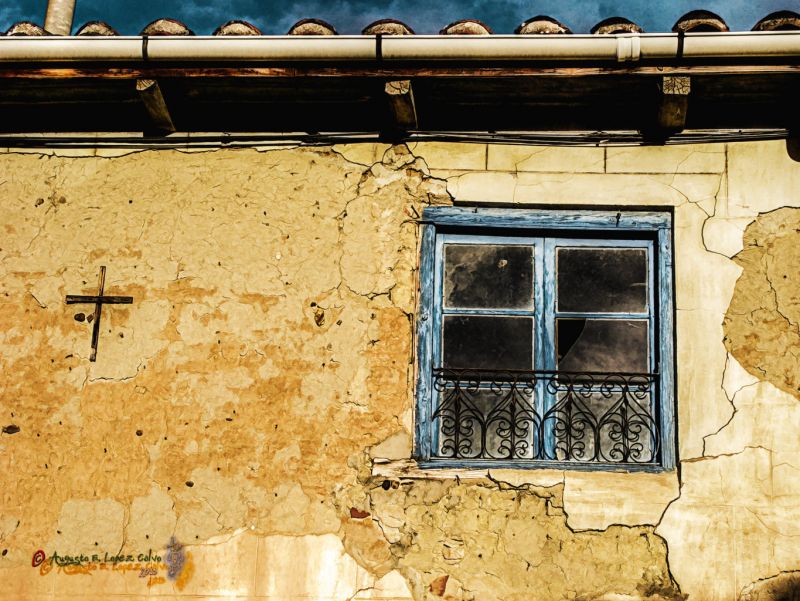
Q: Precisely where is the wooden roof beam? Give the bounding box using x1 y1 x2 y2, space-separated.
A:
135 78 175 135
382 79 417 141
658 75 690 131
642 75 690 143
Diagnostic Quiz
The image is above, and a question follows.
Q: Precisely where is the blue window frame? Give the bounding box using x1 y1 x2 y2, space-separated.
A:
415 207 676 471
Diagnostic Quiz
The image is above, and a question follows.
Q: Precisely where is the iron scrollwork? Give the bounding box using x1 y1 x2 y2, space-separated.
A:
432 369 660 464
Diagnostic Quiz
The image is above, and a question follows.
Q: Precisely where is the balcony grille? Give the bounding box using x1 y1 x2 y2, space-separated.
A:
432 368 660 464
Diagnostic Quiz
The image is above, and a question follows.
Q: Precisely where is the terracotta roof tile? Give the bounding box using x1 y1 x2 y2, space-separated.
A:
287 18 337 35
515 16 571 35
212 20 262 36
75 21 119 36
440 19 493 35
140 18 194 36
5 21 50 36
591 17 643 35
752 10 800 31
672 10 729 33
361 19 414 35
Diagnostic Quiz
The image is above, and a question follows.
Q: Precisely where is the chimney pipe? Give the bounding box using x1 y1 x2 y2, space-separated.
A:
44 0 76 35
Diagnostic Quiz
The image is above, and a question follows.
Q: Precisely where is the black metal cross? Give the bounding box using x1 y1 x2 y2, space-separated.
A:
65 266 133 362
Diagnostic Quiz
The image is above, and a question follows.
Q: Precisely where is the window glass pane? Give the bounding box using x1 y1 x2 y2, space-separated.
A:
444 244 533 309
443 316 533 370
556 319 649 372
557 248 648 313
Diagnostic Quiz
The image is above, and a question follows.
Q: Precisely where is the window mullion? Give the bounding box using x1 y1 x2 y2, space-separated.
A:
540 237 558 460
541 238 557 372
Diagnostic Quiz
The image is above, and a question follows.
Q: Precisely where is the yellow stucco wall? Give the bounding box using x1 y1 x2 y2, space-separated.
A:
0 140 798 601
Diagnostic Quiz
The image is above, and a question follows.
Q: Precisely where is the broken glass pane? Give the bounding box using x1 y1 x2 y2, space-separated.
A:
556 319 649 372
557 248 648 313
443 315 533 370
444 244 533 309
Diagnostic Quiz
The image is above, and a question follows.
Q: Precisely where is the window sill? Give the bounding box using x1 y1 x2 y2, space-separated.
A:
371 457 674 483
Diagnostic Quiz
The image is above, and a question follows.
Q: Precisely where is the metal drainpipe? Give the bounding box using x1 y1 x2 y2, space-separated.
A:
44 0 76 36
3 32 800 62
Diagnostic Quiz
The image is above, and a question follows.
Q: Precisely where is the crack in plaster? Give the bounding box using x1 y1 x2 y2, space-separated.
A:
353 466 683 601
699 352 760 458
684 445 773 464
7 141 794 601
739 569 800 600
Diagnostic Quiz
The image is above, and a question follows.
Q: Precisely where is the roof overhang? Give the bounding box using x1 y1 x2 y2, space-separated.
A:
1 33 799 143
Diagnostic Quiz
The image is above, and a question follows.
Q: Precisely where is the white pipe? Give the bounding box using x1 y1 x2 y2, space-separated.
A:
0 37 143 61
380 35 622 61
44 0 76 36
678 32 800 57
146 36 375 61
381 33 800 61
2 31 800 63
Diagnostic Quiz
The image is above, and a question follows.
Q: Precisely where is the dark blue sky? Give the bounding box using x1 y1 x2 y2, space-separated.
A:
1 0 796 35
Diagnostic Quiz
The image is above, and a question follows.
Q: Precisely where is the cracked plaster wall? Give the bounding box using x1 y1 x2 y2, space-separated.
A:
0 139 798 601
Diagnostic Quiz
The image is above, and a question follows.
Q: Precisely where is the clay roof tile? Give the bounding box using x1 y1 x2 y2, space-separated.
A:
515 16 572 35
361 19 414 35
287 18 338 35
212 20 262 36
140 18 195 36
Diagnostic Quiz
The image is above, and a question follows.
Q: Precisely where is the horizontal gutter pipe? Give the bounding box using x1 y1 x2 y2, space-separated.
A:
2 32 800 63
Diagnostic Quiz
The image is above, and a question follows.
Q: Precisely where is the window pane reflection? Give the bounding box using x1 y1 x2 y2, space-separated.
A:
557 248 647 313
556 319 649 372
444 244 533 309
444 316 533 370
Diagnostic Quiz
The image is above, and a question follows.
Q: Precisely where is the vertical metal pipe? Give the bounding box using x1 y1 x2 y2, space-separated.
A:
44 0 76 35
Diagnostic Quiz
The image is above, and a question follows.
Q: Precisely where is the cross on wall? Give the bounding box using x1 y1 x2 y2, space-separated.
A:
65 266 133 362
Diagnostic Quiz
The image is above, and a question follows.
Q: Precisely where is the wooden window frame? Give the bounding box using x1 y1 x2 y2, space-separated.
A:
414 207 676 472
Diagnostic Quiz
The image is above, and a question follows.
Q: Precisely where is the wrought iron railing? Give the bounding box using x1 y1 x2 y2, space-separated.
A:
432 368 660 464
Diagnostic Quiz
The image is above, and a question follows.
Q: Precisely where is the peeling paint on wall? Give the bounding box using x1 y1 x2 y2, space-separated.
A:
339 473 683 601
724 207 800 400
2 140 800 601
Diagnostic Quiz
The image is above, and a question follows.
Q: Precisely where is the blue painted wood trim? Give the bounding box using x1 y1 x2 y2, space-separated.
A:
432 233 446 455
414 223 436 461
443 308 538 316
423 207 671 230
541 237 557 458
657 225 677 469
533 238 547 424
415 207 677 472
554 312 650 319
553 239 654 247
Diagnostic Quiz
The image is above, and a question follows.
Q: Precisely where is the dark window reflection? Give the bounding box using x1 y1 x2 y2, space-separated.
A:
443 316 533 370
557 319 649 372
557 248 647 313
444 244 533 309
